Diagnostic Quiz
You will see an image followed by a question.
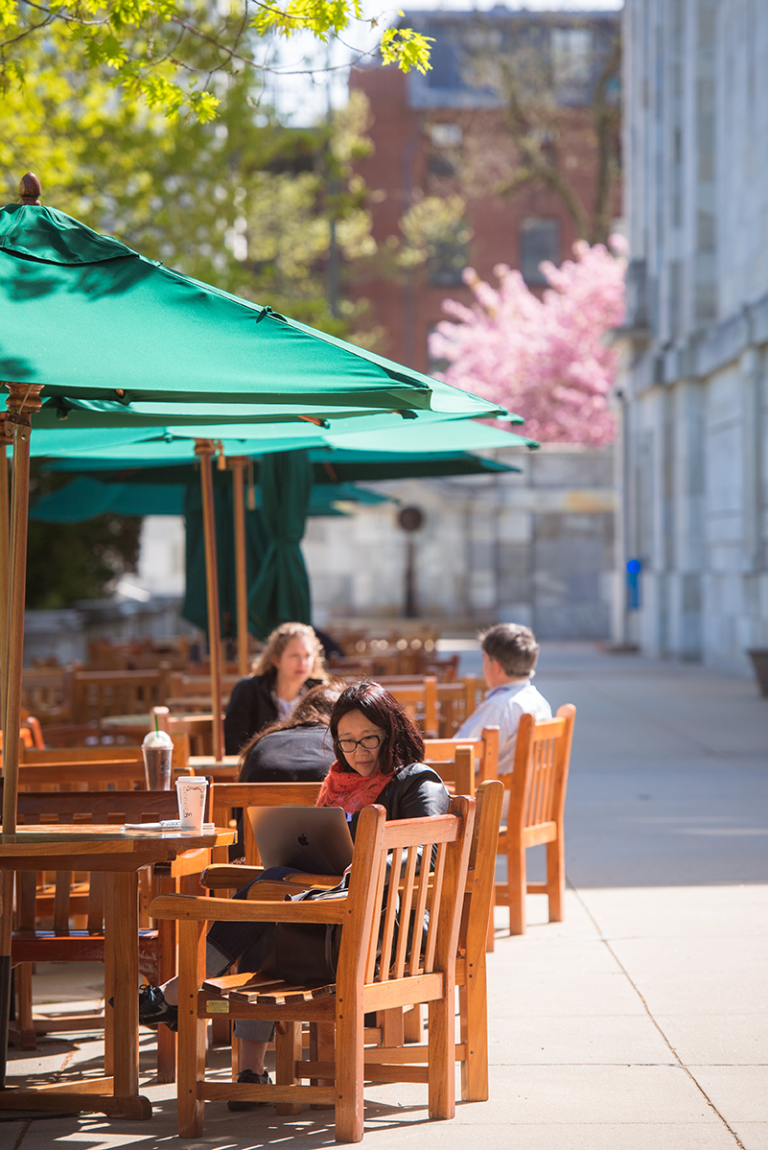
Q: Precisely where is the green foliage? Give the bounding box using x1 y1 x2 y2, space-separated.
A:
26 463 142 609
0 0 432 121
0 29 378 337
380 26 433 74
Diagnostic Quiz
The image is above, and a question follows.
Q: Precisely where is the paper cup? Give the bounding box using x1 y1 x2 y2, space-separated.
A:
175 776 208 833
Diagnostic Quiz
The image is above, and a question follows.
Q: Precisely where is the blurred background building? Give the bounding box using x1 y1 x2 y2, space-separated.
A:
617 0 768 673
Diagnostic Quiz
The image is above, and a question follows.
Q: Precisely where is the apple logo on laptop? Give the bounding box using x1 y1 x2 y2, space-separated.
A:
298 834 309 846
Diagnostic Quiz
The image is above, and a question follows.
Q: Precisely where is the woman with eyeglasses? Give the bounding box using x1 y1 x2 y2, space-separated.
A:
137 681 449 1106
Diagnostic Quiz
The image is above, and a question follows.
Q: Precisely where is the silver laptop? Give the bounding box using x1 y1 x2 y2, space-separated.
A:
247 806 354 873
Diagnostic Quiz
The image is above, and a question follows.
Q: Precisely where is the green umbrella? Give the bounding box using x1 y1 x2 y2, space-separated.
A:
0 202 507 415
28 475 389 523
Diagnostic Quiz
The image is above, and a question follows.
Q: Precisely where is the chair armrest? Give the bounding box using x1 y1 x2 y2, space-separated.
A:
201 864 263 888
149 892 347 924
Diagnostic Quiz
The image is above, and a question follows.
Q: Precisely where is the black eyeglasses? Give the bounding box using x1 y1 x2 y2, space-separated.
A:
337 734 382 754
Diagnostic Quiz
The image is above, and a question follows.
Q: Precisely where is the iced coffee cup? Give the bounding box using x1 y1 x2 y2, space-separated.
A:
142 729 173 790
176 776 208 834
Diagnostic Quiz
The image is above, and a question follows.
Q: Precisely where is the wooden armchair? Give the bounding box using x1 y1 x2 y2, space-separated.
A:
149 796 475 1142
363 779 504 1101
388 678 438 737
424 726 500 785
495 704 576 935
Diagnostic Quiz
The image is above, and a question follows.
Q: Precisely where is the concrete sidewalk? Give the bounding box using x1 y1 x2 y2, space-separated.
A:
4 643 768 1149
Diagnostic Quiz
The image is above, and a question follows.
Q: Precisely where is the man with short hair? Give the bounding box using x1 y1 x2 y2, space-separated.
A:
455 623 552 775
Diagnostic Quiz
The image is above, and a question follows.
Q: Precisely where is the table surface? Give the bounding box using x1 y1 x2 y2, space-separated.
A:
0 824 234 858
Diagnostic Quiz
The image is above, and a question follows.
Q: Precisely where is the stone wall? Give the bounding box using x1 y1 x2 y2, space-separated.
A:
303 444 615 639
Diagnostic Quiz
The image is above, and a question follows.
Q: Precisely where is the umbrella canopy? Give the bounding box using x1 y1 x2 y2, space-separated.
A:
0 202 507 416
28 475 389 522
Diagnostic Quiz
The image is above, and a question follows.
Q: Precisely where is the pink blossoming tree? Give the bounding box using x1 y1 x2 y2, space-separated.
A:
429 237 627 445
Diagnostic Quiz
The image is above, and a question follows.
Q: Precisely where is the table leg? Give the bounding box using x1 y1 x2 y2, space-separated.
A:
109 871 142 1104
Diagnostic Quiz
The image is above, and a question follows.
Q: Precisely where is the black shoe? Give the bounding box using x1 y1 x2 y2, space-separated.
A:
227 1068 272 1111
137 984 178 1032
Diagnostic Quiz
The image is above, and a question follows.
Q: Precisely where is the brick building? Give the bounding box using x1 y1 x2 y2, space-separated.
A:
349 7 621 373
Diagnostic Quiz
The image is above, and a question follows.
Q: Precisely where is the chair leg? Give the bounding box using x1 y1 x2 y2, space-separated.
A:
275 1021 302 1115
334 998 364 1142
155 876 178 1085
459 966 488 1102
403 1004 423 1044
310 1021 335 1110
507 841 527 936
15 964 37 1049
546 832 565 923
177 919 206 1137
380 1008 405 1046
427 977 455 1120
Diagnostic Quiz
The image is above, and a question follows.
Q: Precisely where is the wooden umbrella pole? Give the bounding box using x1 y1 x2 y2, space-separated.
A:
194 441 225 762
0 432 10 736
228 456 250 679
0 383 43 1086
1 384 43 836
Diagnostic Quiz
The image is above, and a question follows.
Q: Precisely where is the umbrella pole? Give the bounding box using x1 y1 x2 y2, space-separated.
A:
0 436 9 736
0 383 43 1087
194 441 224 763
229 457 250 679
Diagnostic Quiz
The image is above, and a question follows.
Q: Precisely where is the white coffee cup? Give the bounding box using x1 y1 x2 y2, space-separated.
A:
175 776 208 833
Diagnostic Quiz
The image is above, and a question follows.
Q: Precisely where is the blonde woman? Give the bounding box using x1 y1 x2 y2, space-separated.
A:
224 622 328 755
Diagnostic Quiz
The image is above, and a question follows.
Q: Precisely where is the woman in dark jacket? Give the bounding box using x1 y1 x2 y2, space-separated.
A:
224 622 328 755
140 682 449 1105
238 682 342 784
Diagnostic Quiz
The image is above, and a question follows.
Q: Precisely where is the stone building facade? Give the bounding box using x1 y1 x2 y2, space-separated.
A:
618 0 768 672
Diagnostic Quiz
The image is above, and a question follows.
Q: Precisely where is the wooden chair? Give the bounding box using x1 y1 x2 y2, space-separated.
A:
424 727 500 785
6 786 213 1081
165 672 240 712
436 676 485 737
363 779 503 1101
495 704 576 935
425 745 475 796
70 670 170 725
388 677 438 737
21 665 75 724
149 795 475 1142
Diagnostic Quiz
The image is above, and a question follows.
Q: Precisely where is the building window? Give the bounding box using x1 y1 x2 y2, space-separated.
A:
427 230 469 286
551 27 593 87
520 218 560 284
428 123 463 148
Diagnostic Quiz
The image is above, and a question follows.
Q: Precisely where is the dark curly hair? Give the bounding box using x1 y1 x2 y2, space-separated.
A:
329 680 425 776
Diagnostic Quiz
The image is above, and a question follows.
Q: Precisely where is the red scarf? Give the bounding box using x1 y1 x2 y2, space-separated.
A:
316 760 392 813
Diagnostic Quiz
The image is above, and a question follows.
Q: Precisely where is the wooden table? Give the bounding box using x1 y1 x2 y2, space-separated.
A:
0 823 234 1119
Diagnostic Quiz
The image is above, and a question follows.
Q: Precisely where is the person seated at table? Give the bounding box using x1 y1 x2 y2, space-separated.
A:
139 681 449 1106
455 622 552 775
238 682 342 784
229 681 343 859
224 622 329 755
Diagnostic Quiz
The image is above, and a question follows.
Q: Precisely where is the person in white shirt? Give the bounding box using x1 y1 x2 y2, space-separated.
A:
455 623 552 775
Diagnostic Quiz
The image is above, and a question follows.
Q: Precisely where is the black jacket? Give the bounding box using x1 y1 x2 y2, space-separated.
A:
224 671 324 755
240 724 335 784
349 763 450 839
